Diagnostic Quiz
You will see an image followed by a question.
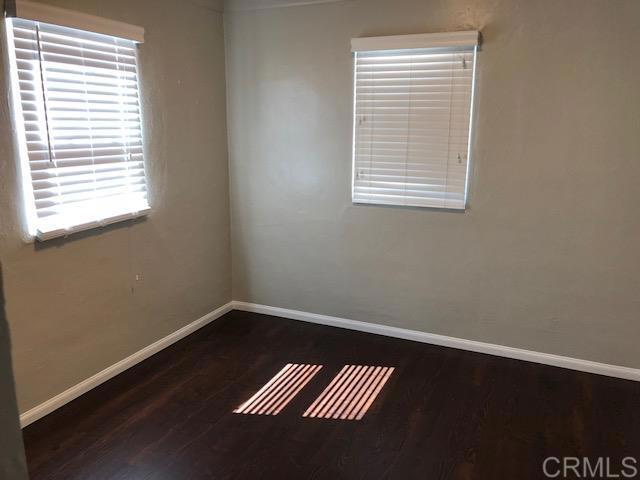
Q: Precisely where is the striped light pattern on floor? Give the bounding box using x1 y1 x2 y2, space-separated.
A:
233 364 322 416
303 365 394 420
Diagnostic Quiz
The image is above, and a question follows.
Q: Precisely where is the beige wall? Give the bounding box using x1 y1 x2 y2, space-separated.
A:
225 0 640 368
0 0 230 412
0 264 27 479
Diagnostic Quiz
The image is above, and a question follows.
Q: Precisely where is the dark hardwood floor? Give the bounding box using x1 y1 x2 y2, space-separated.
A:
23 311 640 479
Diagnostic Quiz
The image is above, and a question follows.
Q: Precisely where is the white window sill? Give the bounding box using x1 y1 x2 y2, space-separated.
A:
35 207 150 242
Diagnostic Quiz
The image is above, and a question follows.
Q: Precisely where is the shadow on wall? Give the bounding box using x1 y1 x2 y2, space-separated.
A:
0 261 29 479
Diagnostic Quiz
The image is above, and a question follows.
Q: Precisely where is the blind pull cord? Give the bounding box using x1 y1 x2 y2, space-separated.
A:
35 24 54 165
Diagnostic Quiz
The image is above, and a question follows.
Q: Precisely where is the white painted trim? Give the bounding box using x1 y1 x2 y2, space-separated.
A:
36 207 151 242
20 302 233 427
6 0 144 42
21 300 640 428
351 31 479 53
231 301 640 383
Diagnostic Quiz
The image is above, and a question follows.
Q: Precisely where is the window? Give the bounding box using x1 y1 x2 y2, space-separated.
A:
5 5 148 240
351 31 478 210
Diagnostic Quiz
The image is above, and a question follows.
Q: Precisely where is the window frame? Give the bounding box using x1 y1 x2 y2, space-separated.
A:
350 31 479 211
4 10 148 241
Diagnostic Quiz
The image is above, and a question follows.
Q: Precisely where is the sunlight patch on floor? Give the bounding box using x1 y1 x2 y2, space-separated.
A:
303 365 394 420
233 363 323 415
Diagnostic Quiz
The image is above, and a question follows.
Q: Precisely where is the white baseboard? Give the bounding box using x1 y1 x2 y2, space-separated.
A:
231 301 640 383
21 299 640 428
20 301 234 428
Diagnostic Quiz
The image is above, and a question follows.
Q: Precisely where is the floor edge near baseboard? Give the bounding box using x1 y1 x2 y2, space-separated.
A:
19 301 234 428
231 301 640 383
20 300 640 428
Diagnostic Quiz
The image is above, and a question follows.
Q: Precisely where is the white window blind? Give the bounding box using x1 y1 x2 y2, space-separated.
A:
352 32 478 210
6 17 149 240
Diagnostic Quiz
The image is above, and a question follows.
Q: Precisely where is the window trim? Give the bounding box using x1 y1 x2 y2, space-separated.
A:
350 31 479 53
5 0 144 43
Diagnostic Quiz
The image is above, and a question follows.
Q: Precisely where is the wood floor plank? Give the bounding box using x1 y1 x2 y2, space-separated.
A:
23 310 640 479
